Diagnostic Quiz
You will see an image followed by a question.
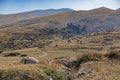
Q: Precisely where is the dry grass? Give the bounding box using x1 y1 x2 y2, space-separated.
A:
0 30 119 80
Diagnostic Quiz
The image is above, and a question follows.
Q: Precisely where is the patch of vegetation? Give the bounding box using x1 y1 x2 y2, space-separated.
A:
66 23 87 35
20 54 27 57
0 69 45 80
4 52 20 57
76 53 103 68
44 69 65 80
0 22 88 50
79 53 103 63
0 68 69 80
105 51 120 60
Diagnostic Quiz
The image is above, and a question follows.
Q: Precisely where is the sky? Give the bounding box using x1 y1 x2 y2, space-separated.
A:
0 0 120 14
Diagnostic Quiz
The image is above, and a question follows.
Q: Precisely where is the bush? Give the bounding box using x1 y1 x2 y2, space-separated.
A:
20 54 27 57
79 53 102 63
44 69 65 80
4 52 20 57
105 51 120 60
75 53 103 69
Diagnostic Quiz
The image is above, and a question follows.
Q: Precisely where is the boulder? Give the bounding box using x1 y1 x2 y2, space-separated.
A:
20 57 39 64
47 77 53 80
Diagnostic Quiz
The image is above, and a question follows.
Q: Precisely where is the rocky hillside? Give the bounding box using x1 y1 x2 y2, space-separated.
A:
1 7 120 32
0 7 120 50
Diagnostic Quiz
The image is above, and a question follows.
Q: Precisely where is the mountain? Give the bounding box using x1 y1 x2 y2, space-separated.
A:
1 7 119 32
0 8 74 25
0 7 120 50
117 8 120 12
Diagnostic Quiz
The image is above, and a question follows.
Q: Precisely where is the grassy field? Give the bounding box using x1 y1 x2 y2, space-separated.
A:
0 30 120 80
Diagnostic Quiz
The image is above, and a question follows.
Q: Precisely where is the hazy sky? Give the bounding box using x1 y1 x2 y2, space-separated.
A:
0 0 120 14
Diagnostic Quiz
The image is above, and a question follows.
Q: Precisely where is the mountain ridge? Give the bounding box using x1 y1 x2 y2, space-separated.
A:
117 8 120 11
1 7 120 32
0 8 74 25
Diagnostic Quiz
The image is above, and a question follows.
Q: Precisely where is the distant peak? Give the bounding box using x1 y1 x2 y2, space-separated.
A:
88 7 115 14
90 7 114 11
99 7 109 9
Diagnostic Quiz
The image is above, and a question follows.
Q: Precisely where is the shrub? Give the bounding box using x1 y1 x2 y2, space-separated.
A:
105 51 120 60
20 54 27 57
4 52 20 57
44 69 65 80
79 53 103 63
76 53 103 68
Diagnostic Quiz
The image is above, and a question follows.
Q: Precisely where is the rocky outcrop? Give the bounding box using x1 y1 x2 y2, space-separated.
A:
20 57 39 64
